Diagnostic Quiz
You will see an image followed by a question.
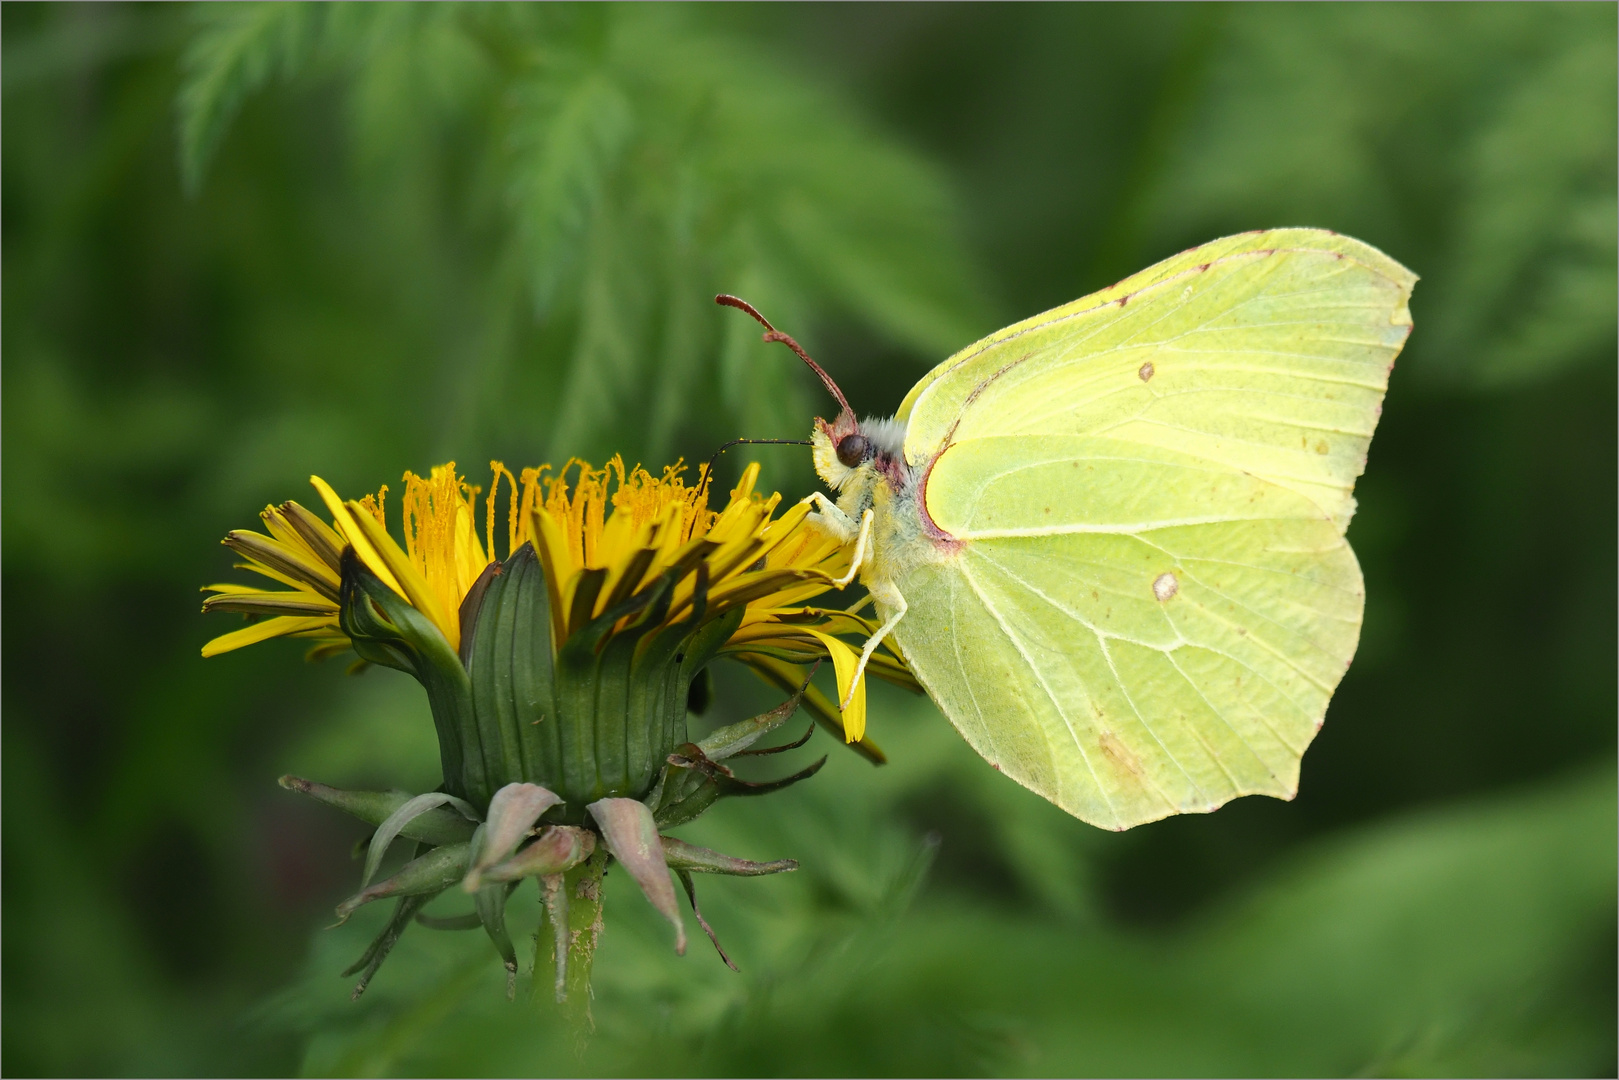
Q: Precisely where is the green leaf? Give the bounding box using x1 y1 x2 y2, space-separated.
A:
171 4 988 460
176 2 322 195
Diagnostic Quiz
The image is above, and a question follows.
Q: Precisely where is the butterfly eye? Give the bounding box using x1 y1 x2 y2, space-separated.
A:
835 434 871 468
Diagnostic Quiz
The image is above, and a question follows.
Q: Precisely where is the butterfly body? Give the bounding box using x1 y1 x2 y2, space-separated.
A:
758 229 1414 831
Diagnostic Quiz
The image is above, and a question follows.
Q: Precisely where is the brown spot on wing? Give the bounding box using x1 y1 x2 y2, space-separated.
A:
1098 731 1143 778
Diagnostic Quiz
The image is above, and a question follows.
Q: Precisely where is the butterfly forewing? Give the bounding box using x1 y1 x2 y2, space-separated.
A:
901 231 1415 531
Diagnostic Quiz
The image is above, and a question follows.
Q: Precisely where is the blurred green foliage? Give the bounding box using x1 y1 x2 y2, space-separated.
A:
3 3 1613 1076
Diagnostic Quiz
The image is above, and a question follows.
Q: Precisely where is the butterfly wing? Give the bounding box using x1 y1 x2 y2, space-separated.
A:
884 230 1414 829
899 228 1415 530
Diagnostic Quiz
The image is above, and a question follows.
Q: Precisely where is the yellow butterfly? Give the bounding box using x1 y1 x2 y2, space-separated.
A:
723 229 1415 830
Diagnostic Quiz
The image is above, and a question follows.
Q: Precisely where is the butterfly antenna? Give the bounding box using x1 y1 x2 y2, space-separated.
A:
715 294 854 417
697 437 812 506
714 294 776 333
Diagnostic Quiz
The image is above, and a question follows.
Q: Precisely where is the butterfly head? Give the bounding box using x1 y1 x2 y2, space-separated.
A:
713 293 907 493
811 411 863 491
811 412 906 492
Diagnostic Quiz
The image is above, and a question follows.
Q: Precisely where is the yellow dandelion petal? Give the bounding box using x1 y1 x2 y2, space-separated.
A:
731 462 760 502
201 582 264 596
202 615 336 658
228 557 323 594
650 501 688 573
804 629 866 742
259 504 309 552
278 500 347 572
598 517 659 616
529 502 576 646
302 637 354 662
311 475 404 597
223 529 340 599
338 489 460 650
202 591 338 617
452 502 487 604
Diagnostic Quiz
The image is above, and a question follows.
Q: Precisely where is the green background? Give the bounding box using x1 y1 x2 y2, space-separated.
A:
4 3 1614 1075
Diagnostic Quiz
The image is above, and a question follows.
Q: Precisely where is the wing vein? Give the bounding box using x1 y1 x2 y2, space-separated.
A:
1095 635 1205 808
1163 649 1287 782
956 558 1119 823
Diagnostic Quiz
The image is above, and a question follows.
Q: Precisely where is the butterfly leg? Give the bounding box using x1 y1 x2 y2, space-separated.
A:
801 492 859 542
842 579 906 710
832 509 875 589
800 495 874 589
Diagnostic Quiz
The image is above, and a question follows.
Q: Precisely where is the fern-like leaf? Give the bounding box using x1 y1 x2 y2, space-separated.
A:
176 2 322 195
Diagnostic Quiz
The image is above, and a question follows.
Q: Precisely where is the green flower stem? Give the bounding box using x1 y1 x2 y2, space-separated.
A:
535 846 608 1039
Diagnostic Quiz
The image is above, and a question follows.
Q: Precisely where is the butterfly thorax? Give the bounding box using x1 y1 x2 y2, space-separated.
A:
816 411 913 513
810 411 955 599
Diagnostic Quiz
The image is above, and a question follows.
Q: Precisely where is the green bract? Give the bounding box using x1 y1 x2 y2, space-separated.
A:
342 544 742 813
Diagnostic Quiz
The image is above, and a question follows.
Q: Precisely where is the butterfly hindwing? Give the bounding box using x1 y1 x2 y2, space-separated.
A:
891 436 1361 829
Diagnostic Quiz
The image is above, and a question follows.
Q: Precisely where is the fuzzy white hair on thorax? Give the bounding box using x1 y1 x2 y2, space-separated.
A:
861 416 907 457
